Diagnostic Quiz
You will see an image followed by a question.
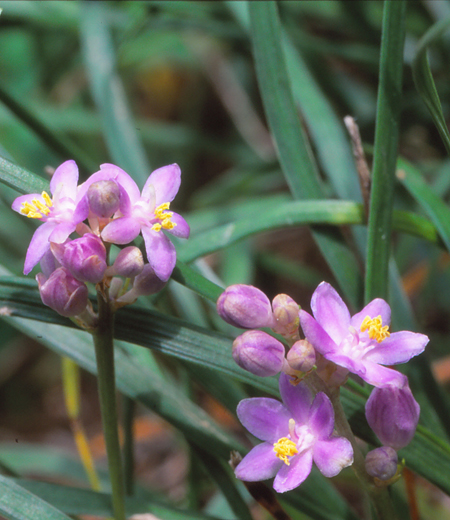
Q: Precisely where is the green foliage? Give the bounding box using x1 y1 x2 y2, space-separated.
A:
1 1 450 519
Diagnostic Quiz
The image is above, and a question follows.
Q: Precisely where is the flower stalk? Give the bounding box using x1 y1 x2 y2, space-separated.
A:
92 284 125 520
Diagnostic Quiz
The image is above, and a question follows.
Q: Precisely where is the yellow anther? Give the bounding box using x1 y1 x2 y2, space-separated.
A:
360 315 390 343
20 192 53 219
42 191 53 207
152 202 176 232
273 437 298 465
151 223 162 232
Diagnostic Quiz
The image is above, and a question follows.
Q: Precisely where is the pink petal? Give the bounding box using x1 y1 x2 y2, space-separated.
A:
12 193 43 215
273 449 313 492
142 227 176 282
359 361 408 388
351 298 391 330
279 374 313 425
72 196 89 223
364 331 428 365
237 398 291 443
99 163 141 203
143 164 181 205
299 310 338 356
314 437 353 478
235 443 282 482
311 282 351 344
24 222 56 274
101 217 141 244
50 160 78 198
308 393 334 439
167 212 190 238
49 222 76 244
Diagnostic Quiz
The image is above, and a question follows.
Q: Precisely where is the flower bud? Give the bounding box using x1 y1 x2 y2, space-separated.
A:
365 380 420 450
232 330 285 377
217 285 274 329
116 264 166 304
39 248 60 278
108 246 144 278
365 447 398 480
272 294 299 337
37 267 88 317
87 180 121 218
51 234 107 284
286 339 316 372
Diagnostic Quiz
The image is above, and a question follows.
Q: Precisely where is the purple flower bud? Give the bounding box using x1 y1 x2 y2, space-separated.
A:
51 234 107 284
232 330 285 377
87 180 121 218
116 264 166 304
365 381 420 450
365 447 398 480
286 339 316 372
272 294 299 337
217 285 274 329
37 267 88 317
108 246 144 278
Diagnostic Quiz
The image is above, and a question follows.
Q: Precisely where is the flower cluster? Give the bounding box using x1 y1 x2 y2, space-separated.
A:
218 281 428 492
13 160 189 320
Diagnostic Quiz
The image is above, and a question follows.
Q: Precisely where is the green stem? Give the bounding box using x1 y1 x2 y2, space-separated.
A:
329 385 397 520
122 395 135 496
92 287 125 520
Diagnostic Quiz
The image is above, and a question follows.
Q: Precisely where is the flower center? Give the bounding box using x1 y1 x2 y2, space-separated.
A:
273 437 298 465
151 202 176 232
20 191 53 219
360 315 390 343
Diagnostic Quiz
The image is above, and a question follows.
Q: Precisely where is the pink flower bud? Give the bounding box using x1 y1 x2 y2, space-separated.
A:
365 380 420 450
217 285 274 329
286 339 316 372
365 447 398 480
37 267 88 317
232 330 285 377
272 294 299 337
108 246 144 278
87 180 121 218
51 234 107 284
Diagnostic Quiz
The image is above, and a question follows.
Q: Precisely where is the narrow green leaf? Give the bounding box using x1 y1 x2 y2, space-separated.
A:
0 475 71 520
0 85 96 175
179 200 440 264
412 16 450 155
365 0 406 302
248 1 322 199
15 479 222 520
0 156 49 195
397 157 450 252
80 2 151 184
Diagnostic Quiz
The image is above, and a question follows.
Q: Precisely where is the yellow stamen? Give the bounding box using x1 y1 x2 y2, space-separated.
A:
273 437 298 465
360 315 390 343
20 191 53 219
151 223 162 232
152 202 177 232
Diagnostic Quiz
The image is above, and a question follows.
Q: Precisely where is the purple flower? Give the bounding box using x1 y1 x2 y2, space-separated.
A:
36 267 88 317
235 373 353 492
299 282 429 387
365 447 398 481
365 380 420 450
217 285 275 329
12 160 89 274
78 163 189 282
232 330 286 377
51 234 107 284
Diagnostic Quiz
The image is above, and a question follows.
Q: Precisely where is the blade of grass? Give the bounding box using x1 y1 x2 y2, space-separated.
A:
365 0 406 302
80 1 151 185
412 16 450 155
